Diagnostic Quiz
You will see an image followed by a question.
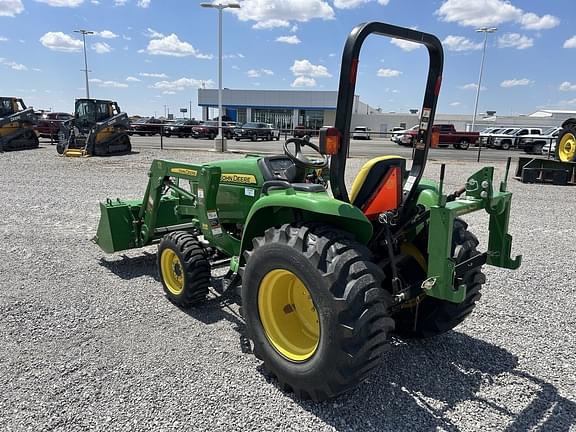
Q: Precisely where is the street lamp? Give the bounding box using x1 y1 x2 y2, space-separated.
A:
74 29 95 99
472 27 497 162
200 2 240 152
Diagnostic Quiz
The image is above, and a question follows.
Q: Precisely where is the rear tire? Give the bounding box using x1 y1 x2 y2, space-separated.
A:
391 218 485 338
251 133 257 142
556 123 576 162
242 223 394 401
157 232 210 307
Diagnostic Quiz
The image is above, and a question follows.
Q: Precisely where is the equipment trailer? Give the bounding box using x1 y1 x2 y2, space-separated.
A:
94 22 521 400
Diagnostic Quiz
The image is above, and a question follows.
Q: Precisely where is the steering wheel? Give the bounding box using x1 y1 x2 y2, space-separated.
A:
283 137 328 169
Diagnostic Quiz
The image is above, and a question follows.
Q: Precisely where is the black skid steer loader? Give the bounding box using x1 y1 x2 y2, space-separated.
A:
58 98 131 157
0 97 39 152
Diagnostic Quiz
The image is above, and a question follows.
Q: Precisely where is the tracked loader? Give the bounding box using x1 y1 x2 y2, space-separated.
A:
0 97 39 152
93 22 522 400
58 98 131 157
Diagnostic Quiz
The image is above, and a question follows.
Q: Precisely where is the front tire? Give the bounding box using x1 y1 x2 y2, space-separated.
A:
501 141 511 150
157 232 210 307
458 139 470 150
392 218 485 338
242 224 394 401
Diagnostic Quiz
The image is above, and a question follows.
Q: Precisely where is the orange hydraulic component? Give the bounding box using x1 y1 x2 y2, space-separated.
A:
361 166 401 219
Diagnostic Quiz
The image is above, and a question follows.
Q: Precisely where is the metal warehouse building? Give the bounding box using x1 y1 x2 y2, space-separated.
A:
198 88 575 133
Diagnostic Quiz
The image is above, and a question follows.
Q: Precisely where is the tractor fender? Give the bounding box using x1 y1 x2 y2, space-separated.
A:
239 190 373 264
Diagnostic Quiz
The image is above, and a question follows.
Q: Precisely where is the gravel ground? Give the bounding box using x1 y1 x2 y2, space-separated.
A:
1 145 575 432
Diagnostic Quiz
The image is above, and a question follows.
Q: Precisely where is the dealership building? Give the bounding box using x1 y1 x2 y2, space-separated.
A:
198 88 575 133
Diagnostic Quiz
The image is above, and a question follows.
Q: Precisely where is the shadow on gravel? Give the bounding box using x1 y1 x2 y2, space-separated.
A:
286 332 576 431
98 253 159 281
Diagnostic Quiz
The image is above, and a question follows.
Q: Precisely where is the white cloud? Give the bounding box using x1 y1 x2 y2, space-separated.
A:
559 82 576 92
137 0 150 7
151 77 214 92
436 0 558 31
390 38 421 52
290 59 331 77
35 0 84 6
98 30 118 39
139 72 167 78
498 33 533 49
252 19 290 29
144 28 164 38
290 24 298 32
291 76 316 87
126 76 140 82
333 0 369 8
0 58 27 71
146 34 212 58
450 102 461 106
442 35 482 51
559 98 576 106
92 42 112 54
377 68 402 78
0 36 8 42
232 0 335 29
436 0 521 27
114 0 127 4
564 36 576 49
39 32 83 52
247 68 274 78
500 78 533 88
89 78 128 88
333 0 388 8
0 0 24 16
162 91 176 95
460 83 486 91
519 13 559 30
276 35 301 44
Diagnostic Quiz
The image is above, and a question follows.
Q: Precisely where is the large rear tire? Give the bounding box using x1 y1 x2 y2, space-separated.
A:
556 123 576 162
157 232 210 307
391 218 486 339
242 223 394 401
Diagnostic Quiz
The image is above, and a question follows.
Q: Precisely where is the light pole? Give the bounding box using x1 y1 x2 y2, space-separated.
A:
472 27 497 161
200 2 240 152
74 29 94 99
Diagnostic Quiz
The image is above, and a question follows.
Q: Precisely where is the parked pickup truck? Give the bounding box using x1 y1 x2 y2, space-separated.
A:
488 127 542 150
516 126 560 154
399 124 479 149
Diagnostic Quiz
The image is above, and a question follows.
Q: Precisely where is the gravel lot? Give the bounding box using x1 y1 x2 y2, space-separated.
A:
1 145 575 431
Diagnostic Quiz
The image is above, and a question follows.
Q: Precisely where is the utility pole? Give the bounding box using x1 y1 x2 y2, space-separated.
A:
74 29 94 99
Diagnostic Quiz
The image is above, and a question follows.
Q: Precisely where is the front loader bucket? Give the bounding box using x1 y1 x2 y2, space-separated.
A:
93 199 141 253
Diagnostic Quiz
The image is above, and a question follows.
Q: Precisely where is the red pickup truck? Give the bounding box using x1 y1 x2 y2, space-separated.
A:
400 124 479 149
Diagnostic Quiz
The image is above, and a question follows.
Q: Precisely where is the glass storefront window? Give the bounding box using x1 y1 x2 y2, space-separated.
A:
298 110 324 131
251 108 294 130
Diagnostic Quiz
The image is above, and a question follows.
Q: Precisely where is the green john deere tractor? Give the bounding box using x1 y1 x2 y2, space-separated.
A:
94 22 522 401
58 98 131 157
0 97 38 152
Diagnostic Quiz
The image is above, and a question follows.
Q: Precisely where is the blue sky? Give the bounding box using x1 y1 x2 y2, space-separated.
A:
1 0 575 118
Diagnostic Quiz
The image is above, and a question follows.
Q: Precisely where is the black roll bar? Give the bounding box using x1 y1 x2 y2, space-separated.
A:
330 22 444 210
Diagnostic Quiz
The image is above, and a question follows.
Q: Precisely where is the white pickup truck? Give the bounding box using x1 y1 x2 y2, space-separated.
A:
516 126 561 155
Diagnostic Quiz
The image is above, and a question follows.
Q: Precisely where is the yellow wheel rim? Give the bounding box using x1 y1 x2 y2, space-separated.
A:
558 132 576 162
160 249 184 295
258 269 320 362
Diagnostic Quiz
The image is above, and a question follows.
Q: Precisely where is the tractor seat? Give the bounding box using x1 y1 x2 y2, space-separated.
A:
350 156 406 219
